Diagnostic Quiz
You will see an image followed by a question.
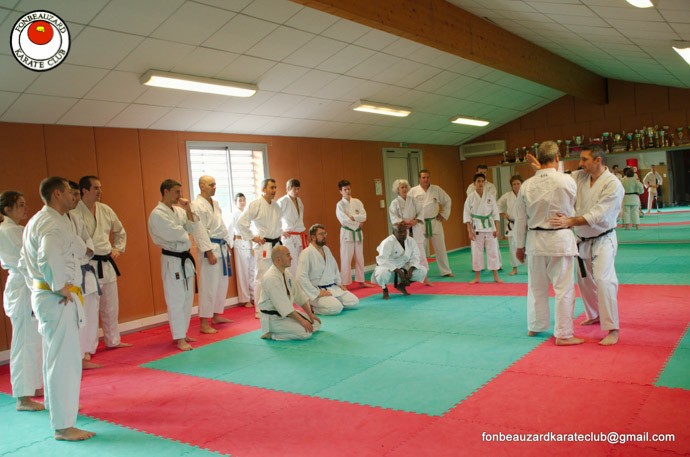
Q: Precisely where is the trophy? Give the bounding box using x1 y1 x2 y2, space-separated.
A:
519 147 528 162
646 125 656 149
564 139 571 157
677 127 689 145
556 139 562 156
658 129 665 149
602 132 611 152
532 143 539 157
662 126 670 147
513 147 520 162
612 132 626 153
502 150 509 164
634 130 642 150
625 131 633 151
670 133 676 147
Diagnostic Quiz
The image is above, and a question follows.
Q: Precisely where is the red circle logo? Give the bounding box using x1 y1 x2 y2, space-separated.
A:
27 20 54 45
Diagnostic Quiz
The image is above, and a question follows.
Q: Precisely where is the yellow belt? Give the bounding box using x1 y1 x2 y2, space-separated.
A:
33 280 84 305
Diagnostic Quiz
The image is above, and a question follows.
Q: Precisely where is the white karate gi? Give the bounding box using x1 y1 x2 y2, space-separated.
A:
372 235 428 287
408 184 452 276
229 207 255 304
296 244 359 315
467 181 497 198
497 190 522 268
643 171 662 212
20 206 83 431
336 197 367 285
513 169 578 339
621 177 643 225
148 202 198 340
258 265 320 340
192 195 232 319
236 197 282 305
277 194 306 277
74 200 126 348
69 211 100 356
463 191 501 271
0 218 42 398
572 169 624 332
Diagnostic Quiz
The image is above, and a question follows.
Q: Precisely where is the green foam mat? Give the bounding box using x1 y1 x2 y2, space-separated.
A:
656 325 690 389
0 394 223 456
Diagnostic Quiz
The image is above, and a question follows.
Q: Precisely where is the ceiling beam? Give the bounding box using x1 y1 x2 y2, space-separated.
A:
290 0 607 105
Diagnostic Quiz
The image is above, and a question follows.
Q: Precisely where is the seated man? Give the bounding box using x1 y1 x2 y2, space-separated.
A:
259 246 321 340
372 223 428 299
296 224 359 315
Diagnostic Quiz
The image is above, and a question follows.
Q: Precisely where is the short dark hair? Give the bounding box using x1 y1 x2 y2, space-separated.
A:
160 179 181 196
68 180 79 190
510 174 523 184
473 173 486 183
418 169 430 177
624 167 634 178
476 164 488 171
0 190 23 216
337 179 350 190
309 223 325 238
582 143 607 165
39 177 68 204
79 175 99 195
234 192 245 202
286 178 300 190
261 178 276 190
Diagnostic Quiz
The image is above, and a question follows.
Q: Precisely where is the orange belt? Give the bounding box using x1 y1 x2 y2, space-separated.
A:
287 231 309 249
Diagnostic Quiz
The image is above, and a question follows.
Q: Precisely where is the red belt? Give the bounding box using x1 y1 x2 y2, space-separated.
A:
287 231 309 249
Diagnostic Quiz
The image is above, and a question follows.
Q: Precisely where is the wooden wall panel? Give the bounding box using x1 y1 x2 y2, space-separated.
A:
43 125 97 180
635 84 669 115
94 128 155 321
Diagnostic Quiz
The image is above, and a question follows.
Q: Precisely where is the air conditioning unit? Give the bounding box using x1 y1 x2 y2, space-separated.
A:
459 140 506 160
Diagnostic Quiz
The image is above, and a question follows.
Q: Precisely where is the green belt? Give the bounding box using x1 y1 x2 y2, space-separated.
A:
471 213 493 229
424 218 435 238
342 226 362 242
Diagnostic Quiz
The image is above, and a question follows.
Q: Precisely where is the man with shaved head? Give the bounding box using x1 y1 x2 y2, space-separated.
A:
258 245 321 341
191 175 233 334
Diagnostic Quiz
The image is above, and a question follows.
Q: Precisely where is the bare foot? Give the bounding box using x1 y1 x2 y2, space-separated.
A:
527 331 538 336
423 279 433 287
16 397 45 411
580 317 600 326
244 302 254 308
185 336 197 342
396 285 410 296
107 342 133 349
469 278 479 284
599 330 619 346
359 282 374 288
55 427 95 441
442 273 455 277
200 325 218 334
82 359 103 370
254 311 260 319
382 289 390 300
509 268 518 276
556 337 585 346
176 339 193 351
494 278 504 283
212 315 232 324
83 352 91 361
260 332 273 339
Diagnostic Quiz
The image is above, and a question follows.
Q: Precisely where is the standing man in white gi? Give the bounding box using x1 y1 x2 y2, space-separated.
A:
643 164 663 214
296 224 359 315
464 174 502 284
514 141 583 346
548 144 624 346
372 223 428 300
68 181 102 370
408 169 454 277
466 164 497 197
336 179 372 288
277 178 307 277
19 177 95 441
237 178 282 317
0 191 44 411
76 176 130 351
148 179 199 351
229 193 255 307
497 175 524 276
259 246 321 341
192 175 233 334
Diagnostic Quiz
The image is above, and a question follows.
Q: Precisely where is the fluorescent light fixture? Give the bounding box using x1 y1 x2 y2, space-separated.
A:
625 0 654 7
672 41 690 66
450 115 490 127
140 70 257 97
352 100 411 117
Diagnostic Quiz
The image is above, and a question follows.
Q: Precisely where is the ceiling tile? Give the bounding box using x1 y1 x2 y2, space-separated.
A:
223 114 275 133
283 69 339 96
240 0 302 24
528 2 595 16
258 63 310 92
353 28 399 51
59 99 127 126
85 70 148 103
215 55 276 85
106 104 171 128
370 59 426 85
246 26 314 61
134 87 189 107
67 28 144 70
194 0 252 12
189 112 244 132
321 19 370 43
317 45 376 73
216 90 275 114
203 14 278 54
151 2 235 45
2 94 77 124
17 0 109 24
0 90 20 116
150 108 209 131
176 93 231 110
252 92 306 116
312 75 366 100
116 38 196 73
0 54 40 91
171 48 240 78
281 97 333 118
91 0 184 36
27 64 108 98
284 7 339 34
283 36 346 68
345 52 401 79
588 5 664 22
381 38 424 58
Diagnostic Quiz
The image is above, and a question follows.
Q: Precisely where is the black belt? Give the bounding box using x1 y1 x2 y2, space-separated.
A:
80 264 102 296
91 253 121 279
162 249 198 292
507 219 514 232
264 237 282 247
576 228 615 278
260 309 280 316
624 192 640 195
318 283 337 289
529 227 568 231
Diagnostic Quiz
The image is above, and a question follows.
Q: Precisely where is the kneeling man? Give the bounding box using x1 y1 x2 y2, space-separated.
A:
372 223 428 299
259 246 321 340
296 224 358 315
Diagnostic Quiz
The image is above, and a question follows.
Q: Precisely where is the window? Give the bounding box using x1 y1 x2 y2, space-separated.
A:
186 142 268 217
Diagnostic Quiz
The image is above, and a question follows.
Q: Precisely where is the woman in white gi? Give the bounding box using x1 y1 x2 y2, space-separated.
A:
389 179 430 285
229 193 255 307
497 175 524 275
0 191 44 411
621 167 644 230
463 173 503 284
